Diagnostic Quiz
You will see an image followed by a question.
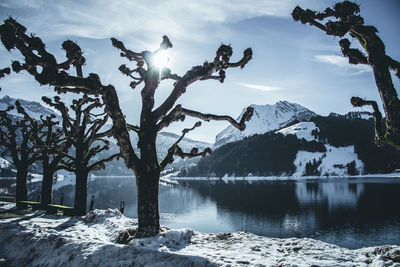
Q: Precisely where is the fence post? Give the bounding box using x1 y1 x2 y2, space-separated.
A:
120 201 125 214
89 195 95 211
60 192 64 205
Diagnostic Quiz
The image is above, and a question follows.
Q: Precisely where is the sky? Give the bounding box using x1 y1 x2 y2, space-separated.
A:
0 0 399 143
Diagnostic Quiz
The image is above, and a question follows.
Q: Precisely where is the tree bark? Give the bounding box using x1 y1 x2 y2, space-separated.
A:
371 61 400 144
74 169 89 216
41 160 54 206
135 122 161 237
135 170 160 238
16 167 28 209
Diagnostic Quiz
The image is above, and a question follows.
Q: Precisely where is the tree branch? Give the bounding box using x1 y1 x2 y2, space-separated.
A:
102 85 140 171
160 121 208 169
181 106 254 131
88 153 120 171
351 97 383 144
153 44 252 121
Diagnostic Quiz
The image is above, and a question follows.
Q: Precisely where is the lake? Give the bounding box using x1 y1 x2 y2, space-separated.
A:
2 176 400 249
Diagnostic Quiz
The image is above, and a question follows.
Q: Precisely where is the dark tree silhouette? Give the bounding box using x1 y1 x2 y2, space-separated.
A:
0 66 10 91
16 107 71 207
0 18 254 237
292 1 400 148
42 95 119 215
0 101 41 208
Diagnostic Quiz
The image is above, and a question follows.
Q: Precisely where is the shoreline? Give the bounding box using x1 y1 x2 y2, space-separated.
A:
170 172 400 182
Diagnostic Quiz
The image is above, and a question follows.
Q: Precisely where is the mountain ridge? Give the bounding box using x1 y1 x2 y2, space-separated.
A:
215 101 317 147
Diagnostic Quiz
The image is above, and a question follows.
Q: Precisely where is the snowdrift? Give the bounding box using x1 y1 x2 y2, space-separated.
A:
0 206 399 266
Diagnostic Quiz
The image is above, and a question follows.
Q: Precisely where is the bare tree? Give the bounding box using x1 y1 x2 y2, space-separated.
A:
0 101 41 208
16 108 71 207
0 18 254 237
292 1 400 148
42 95 119 215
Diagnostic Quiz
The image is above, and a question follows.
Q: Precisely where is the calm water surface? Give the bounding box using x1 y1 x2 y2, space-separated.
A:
2 176 400 249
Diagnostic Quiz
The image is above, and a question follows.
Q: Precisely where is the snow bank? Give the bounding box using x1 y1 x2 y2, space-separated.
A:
1 205 399 266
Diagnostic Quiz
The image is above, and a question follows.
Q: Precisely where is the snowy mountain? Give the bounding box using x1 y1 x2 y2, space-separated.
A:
92 131 212 176
0 95 59 120
156 132 211 159
185 113 400 177
0 156 15 177
215 101 316 147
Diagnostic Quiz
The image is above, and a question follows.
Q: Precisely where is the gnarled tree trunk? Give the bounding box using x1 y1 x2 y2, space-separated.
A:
74 167 89 216
135 123 161 237
41 159 54 206
16 167 28 209
135 170 160 237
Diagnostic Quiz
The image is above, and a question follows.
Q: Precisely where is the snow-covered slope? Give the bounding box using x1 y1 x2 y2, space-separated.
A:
293 145 364 177
215 101 316 147
276 121 364 176
0 207 399 266
0 95 58 120
92 131 212 176
126 131 211 159
0 157 11 169
157 132 211 156
276 121 317 142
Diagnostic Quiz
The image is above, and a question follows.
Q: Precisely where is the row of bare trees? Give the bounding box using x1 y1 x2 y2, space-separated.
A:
0 17 253 237
0 93 119 215
0 0 398 238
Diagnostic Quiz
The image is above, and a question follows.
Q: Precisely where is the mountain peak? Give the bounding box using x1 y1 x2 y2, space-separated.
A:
0 95 59 120
215 101 316 147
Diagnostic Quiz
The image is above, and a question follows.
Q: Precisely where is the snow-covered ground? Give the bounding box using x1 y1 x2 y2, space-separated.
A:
0 203 399 266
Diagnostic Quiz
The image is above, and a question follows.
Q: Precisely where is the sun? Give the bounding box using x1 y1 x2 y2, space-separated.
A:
152 50 170 69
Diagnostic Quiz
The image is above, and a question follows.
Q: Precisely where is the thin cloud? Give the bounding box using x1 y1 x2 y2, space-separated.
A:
1 0 331 42
315 55 371 74
238 82 283 91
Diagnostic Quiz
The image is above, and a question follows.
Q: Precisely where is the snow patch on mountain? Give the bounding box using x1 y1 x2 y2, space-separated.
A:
293 145 364 177
276 121 318 142
0 95 58 120
157 132 211 156
274 121 365 176
215 101 316 147
0 157 11 169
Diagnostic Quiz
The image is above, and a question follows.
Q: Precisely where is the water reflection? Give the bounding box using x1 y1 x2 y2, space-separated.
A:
2 176 399 248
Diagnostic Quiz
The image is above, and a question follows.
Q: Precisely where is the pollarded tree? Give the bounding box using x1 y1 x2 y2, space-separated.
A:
42 95 119 215
0 18 254 237
16 107 71 207
292 1 400 148
0 101 41 208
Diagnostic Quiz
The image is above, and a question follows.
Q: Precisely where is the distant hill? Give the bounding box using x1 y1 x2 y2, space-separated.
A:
183 112 400 177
